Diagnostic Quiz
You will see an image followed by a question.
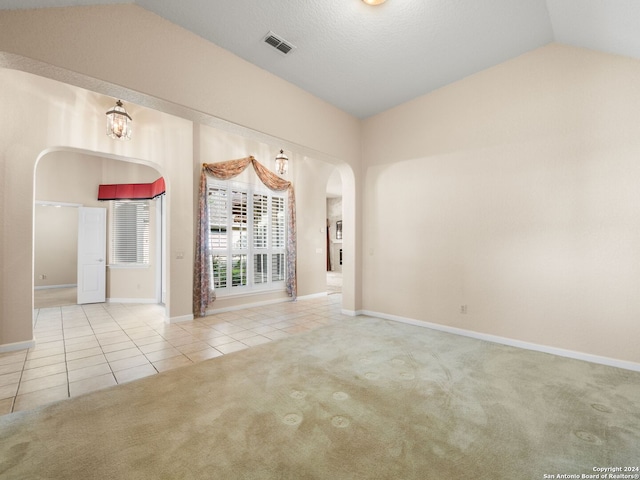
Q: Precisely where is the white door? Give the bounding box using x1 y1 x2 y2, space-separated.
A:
77 207 106 304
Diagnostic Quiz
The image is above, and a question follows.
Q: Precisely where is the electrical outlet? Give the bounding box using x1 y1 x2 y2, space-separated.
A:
460 305 468 314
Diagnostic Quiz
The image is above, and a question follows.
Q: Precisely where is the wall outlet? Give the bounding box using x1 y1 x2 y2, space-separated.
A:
39 274 47 280
460 305 468 314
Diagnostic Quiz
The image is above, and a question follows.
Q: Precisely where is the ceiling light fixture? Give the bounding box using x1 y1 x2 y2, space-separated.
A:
106 99 132 140
275 149 289 175
362 0 387 5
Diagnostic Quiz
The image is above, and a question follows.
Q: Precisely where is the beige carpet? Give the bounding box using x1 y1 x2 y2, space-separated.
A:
1 316 639 479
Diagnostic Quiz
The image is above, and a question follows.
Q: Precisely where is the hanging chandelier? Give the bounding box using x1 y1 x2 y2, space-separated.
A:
106 100 132 140
275 149 289 175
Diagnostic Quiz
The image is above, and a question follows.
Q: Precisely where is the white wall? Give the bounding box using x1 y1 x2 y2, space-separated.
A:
362 44 640 365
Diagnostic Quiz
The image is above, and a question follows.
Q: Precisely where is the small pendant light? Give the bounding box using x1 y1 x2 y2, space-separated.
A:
106 100 132 140
275 149 289 175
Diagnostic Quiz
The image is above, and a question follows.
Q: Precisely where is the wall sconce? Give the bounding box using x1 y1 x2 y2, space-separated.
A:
106 100 132 140
275 149 289 175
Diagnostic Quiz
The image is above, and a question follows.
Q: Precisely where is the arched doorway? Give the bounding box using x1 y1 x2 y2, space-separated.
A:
326 167 343 295
34 148 166 312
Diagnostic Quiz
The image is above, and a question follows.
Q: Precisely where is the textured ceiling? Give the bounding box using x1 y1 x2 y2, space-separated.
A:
1 0 639 118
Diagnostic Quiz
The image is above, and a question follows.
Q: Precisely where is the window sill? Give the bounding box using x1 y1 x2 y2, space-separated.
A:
213 286 286 300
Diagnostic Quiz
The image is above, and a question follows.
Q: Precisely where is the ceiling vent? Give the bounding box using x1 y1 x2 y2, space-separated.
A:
263 31 296 55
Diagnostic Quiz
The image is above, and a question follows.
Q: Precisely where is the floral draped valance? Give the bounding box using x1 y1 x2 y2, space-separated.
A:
194 156 297 317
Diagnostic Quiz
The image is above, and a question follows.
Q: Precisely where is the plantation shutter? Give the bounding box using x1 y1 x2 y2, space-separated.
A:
207 180 286 294
271 196 286 281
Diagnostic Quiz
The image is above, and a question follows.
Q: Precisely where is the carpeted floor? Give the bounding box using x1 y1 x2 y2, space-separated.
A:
1 315 639 479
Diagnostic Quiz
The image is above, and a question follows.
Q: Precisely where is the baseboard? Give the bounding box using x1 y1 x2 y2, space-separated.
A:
167 314 194 324
341 309 360 317
296 292 327 301
34 284 76 290
206 297 292 315
361 310 640 373
0 339 35 353
107 298 157 304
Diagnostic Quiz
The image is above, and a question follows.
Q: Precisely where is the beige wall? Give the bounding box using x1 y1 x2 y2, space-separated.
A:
0 67 356 348
0 4 362 349
34 205 78 288
0 4 360 164
362 44 640 365
0 69 193 348
3 5 637 369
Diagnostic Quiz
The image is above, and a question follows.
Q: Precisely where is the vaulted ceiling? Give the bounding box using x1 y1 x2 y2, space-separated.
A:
1 0 639 119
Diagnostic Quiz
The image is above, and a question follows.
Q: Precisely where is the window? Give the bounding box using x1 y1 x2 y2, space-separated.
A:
208 181 286 294
110 200 150 265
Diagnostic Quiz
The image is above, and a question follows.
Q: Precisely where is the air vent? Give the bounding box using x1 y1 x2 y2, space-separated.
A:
263 31 296 55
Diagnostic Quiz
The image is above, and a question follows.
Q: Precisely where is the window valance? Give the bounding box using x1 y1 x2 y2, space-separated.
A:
97 177 165 201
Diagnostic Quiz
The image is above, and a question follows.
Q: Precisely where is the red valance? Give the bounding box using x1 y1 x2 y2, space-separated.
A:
98 177 165 201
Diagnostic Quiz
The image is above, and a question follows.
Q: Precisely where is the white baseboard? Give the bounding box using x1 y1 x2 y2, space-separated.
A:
167 314 194 324
34 284 76 290
0 339 35 353
206 297 293 315
361 310 640 373
107 298 157 304
296 292 328 301
341 309 359 317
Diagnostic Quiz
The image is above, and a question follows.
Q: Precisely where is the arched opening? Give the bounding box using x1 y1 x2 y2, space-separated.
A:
33 147 167 314
325 167 343 295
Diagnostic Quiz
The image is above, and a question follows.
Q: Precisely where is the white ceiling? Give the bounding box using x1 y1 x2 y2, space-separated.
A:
1 0 640 119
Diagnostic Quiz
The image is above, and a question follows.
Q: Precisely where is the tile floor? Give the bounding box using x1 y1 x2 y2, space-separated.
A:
0 294 345 417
